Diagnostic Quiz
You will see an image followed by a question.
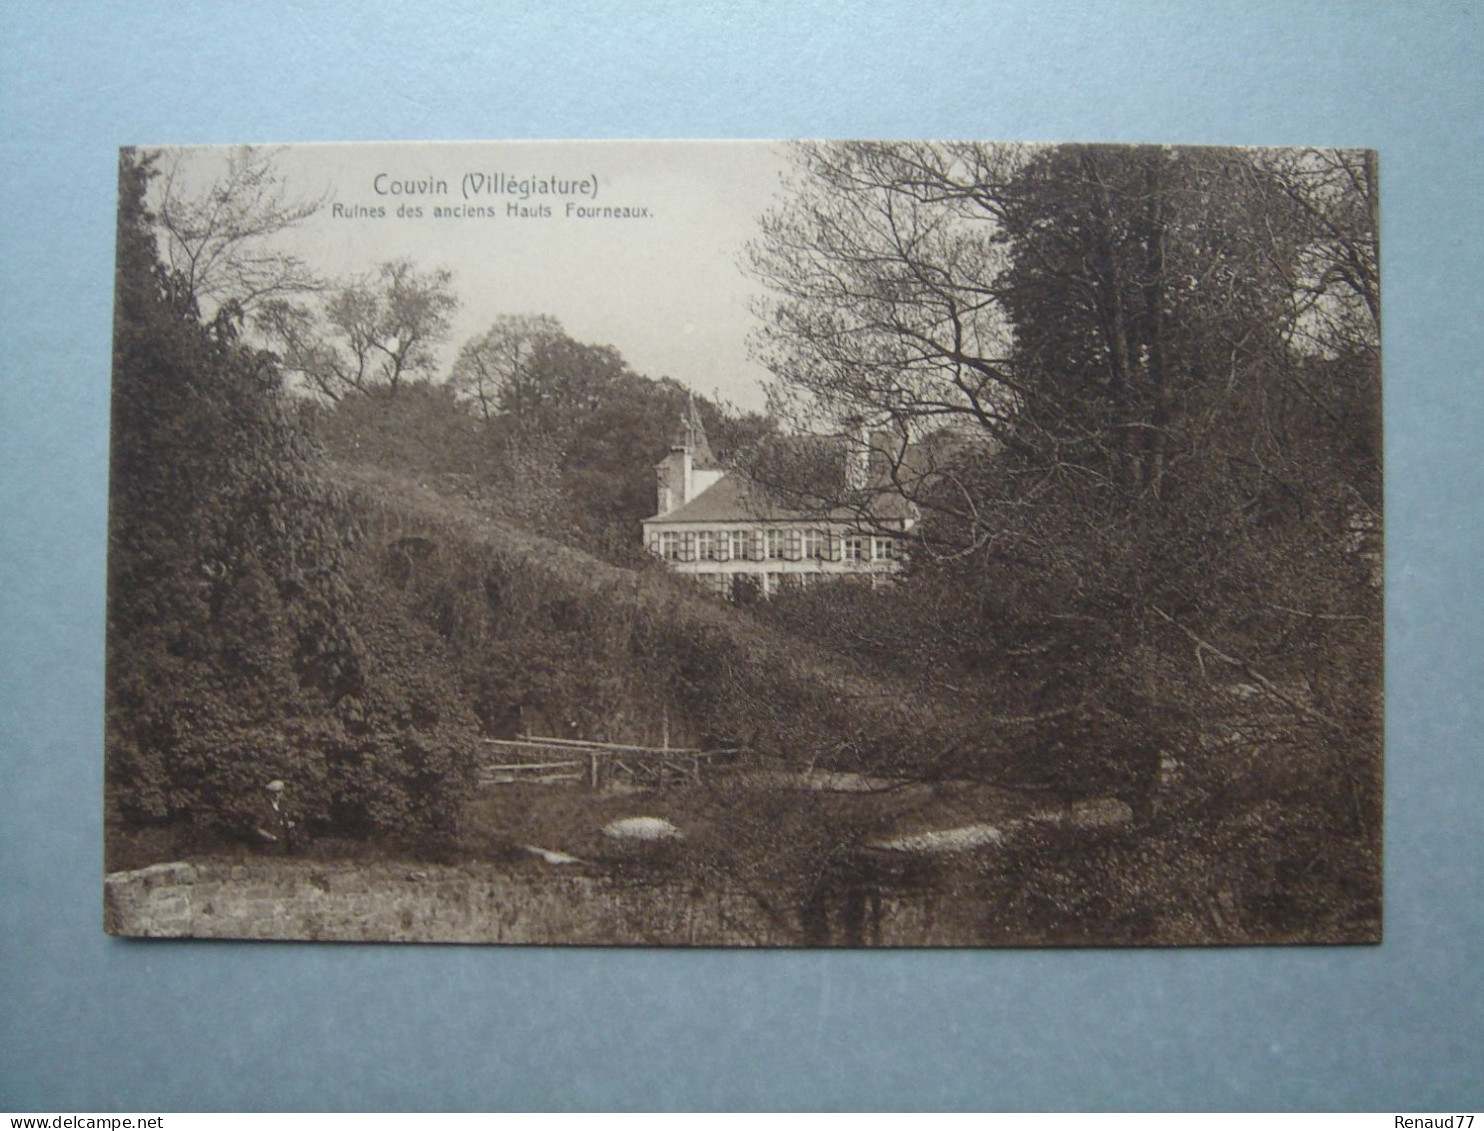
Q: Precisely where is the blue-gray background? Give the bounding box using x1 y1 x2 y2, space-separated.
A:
2 0 1480 1112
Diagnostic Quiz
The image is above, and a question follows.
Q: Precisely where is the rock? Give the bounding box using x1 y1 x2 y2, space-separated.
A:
521 844 584 865
601 816 684 842
1070 797 1134 827
870 823 1009 854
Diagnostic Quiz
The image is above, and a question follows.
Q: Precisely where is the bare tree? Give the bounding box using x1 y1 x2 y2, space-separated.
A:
1258 147 1380 360
747 142 1025 447
153 146 325 317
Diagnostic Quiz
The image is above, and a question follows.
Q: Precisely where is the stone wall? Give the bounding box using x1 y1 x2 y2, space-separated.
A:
104 801 1136 946
103 859 797 945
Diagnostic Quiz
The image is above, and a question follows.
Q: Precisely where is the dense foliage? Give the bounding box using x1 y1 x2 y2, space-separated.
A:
315 320 772 565
106 151 478 843
747 142 1382 938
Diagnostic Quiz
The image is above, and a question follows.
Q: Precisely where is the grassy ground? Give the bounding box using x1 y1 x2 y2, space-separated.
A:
110 768 1041 872
457 769 1044 873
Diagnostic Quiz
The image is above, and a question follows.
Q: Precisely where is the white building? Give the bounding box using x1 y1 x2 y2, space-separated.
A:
641 402 914 598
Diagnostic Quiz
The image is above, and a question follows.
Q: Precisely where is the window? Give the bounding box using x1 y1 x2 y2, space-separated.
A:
765 529 786 561
844 535 868 562
802 529 827 560
660 531 682 561
785 528 803 561
697 530 718 561
728 530 751 561
873 536 896 561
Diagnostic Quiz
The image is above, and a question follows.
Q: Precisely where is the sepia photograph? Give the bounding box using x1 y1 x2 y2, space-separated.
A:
103 139 1382 947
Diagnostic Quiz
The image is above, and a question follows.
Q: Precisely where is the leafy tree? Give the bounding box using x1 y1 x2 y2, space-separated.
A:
307 378 486 477
979 146 1379 815
445 314 776 563
257 260 459 400
449 313 567 423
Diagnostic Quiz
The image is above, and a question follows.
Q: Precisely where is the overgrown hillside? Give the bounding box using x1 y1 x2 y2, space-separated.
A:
105 150 971 866
328 460 974 775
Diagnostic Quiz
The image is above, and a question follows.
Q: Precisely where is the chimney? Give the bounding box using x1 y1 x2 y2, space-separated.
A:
656 402 698 513
845 420 870 491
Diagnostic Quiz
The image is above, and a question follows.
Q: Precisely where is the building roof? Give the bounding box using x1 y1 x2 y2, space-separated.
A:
645 471 915 525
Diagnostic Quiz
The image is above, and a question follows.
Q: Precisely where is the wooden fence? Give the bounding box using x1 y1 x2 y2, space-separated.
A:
478 735 741 789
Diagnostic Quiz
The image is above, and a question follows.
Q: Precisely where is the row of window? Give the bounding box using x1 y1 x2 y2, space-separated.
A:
692 570 885 599
649 528 897 564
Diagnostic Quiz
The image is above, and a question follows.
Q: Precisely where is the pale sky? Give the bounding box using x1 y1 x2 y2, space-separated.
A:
156 140 796 413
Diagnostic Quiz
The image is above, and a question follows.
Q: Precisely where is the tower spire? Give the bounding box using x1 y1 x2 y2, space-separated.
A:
671 393 717 467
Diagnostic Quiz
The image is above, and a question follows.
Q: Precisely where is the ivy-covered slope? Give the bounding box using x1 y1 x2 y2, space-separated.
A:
326 461 966 774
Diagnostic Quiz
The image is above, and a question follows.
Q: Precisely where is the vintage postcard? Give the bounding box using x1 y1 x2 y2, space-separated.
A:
104 140 1382 945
